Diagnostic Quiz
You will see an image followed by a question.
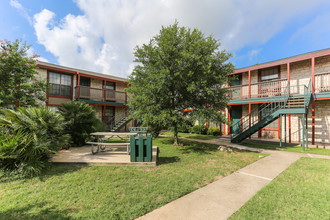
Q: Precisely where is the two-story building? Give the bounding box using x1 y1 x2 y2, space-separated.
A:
36 61 133 132
222 48 330 146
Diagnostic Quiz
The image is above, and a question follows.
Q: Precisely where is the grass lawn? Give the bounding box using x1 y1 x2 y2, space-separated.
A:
230 157 330 219
0 137 262 219
242 141 330 156
161 131 219 140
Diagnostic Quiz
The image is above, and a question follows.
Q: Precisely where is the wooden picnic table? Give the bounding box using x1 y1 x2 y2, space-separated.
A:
88 132 138 155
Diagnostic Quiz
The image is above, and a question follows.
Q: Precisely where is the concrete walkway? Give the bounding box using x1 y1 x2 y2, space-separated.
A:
138 136 330 220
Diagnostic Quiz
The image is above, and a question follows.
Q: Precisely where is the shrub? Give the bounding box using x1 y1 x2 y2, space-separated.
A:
190 125 208 135
59 101 105 147
207 126 220 136
0 107 69 177
173 118 194 133
200 125 208 135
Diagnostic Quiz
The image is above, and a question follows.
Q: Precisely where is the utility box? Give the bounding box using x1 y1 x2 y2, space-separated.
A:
130 134 152 162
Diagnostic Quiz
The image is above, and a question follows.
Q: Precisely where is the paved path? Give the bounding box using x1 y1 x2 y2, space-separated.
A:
138 136 330 220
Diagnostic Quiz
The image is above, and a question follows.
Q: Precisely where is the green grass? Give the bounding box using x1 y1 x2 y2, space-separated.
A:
161 131 219 140
230 157 330 219
242 141 330 156
0 137 262 219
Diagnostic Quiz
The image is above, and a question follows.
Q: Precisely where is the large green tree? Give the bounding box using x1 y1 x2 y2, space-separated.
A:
127 22 234 145
0 39 46 108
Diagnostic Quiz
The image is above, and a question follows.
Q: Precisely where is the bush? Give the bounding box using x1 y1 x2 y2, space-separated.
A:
207 126 220 136
0 107 69 177
173 118 194 133
190 125 208 135
59 101 105 147
143 121 164 138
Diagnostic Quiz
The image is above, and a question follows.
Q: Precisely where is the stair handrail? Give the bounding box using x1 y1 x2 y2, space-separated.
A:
304 79 312 113
108 107 130 131
231 83 290 140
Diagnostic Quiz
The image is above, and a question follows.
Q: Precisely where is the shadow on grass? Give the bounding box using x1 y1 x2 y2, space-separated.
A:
241 140 298 150
157 156 181 165
179 139 218 155
0 202 72 220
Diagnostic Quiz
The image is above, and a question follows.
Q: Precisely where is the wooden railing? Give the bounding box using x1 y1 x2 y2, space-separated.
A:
315 72 330 93
75 86 126 103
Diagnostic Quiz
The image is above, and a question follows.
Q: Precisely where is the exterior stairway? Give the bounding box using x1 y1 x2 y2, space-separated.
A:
231 81 312 143
108 108 132 132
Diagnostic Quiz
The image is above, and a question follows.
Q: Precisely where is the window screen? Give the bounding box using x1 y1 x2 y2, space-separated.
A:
49 72 72 97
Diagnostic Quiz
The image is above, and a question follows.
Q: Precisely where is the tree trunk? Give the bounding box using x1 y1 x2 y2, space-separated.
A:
173 124 179 145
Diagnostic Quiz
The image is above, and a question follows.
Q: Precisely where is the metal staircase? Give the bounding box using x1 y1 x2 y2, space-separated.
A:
231 80 312 146
107 108 132 132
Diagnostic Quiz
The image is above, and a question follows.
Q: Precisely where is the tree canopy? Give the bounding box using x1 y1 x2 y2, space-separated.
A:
0 39 46 108
126 22 234 144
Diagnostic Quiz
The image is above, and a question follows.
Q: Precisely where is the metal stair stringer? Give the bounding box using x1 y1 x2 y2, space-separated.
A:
230 79 312 144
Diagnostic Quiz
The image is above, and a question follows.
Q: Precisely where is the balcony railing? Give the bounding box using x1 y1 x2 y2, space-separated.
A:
227 73 330 100
315 72 330 93
228 79 288 100
75 86 126 103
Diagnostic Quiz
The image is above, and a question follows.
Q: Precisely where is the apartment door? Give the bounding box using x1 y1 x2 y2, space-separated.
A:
230 106 242 134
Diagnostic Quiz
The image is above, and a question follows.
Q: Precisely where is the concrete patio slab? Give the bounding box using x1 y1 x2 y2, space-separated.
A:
50 146 158 166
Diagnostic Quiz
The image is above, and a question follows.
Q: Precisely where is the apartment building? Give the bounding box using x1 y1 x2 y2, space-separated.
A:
36 61 133 132
221 48 330 146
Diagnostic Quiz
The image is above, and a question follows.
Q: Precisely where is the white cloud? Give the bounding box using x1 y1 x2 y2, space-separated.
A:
26 47 49 62
10 0 32 25
33 0 329 77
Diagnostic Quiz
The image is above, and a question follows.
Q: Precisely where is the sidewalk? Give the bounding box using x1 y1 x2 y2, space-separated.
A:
138 137 329 220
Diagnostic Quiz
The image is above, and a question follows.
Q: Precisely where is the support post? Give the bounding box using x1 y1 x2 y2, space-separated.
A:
312 99 315 144
289 114 291 143
77 72 81 99
104 80 107 102
249 103 251 139
280 114 282 148
219 109 222 135
284 114 287 147
228 109 231 135
248 70 251 98
311 57 315 145
306 113 308 149
302 114 305 151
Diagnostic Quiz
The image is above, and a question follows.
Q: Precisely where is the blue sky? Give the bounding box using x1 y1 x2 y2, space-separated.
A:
1 0 330 77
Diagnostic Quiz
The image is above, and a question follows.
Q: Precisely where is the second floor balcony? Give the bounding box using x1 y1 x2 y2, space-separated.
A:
75 86 126 104
228 72 330 101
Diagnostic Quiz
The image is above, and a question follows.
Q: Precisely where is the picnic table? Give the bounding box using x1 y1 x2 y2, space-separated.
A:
88 132 138 155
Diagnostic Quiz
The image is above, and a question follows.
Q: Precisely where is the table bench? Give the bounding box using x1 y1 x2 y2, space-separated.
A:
89 132 138 155
86 142 130 155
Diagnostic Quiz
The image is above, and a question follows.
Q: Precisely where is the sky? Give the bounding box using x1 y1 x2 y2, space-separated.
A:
1 0 330 78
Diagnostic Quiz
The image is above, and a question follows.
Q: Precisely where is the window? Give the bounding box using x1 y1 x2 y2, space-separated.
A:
105 81 115 90
260 68 278 81
49 72 72 97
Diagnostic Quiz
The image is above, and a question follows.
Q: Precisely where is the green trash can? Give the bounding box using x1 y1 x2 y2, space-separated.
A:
130 134 152 162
